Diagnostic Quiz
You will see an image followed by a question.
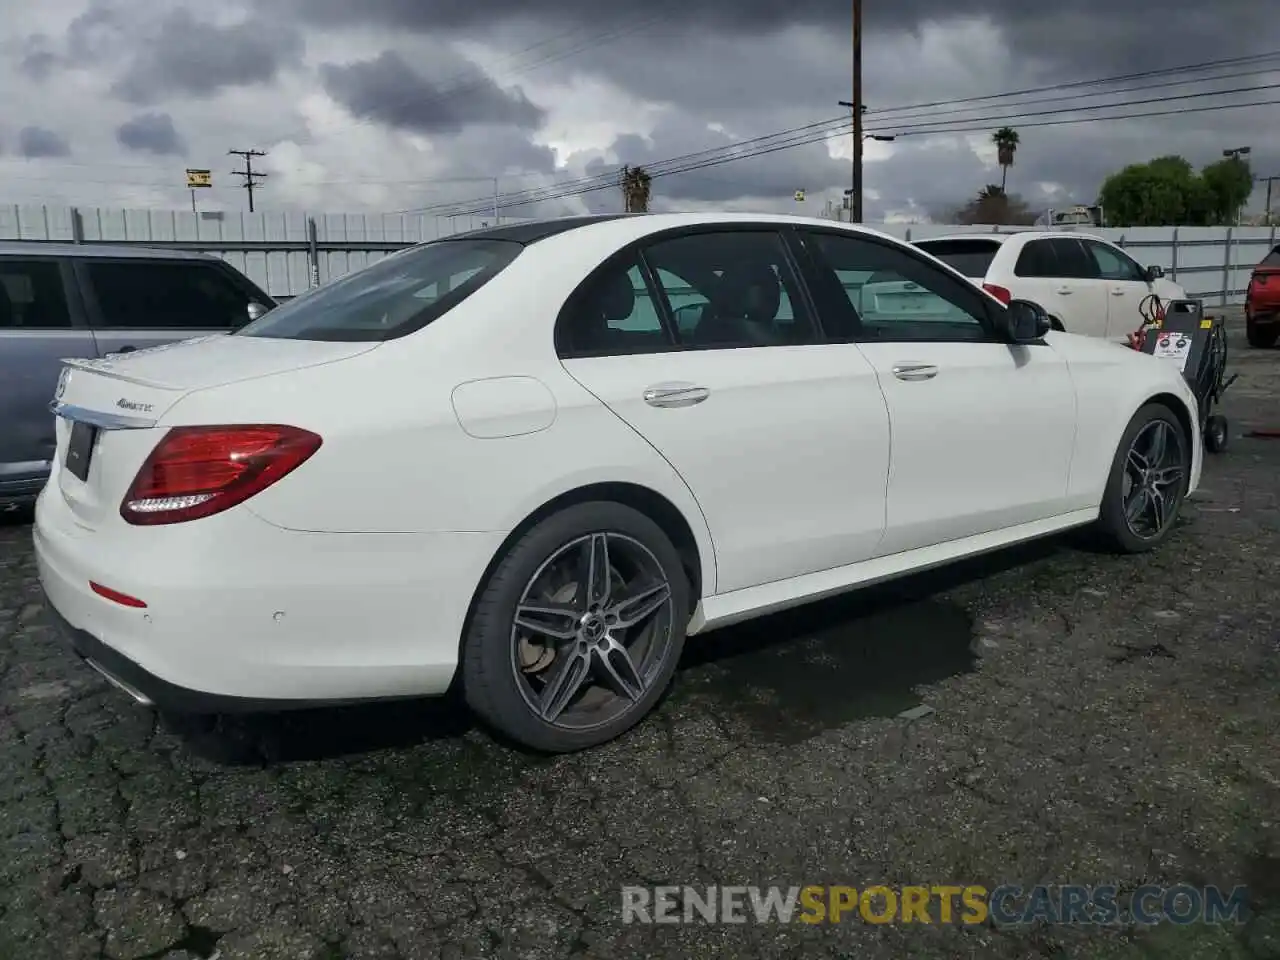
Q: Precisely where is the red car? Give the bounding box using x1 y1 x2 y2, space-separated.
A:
1246 244 1280 348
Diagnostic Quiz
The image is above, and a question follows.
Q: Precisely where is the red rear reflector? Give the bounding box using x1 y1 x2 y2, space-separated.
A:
983 283 1013 304
90 582 147 608
121 424 322 526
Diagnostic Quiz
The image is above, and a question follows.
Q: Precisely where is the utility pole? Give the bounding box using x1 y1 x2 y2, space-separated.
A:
850 0 863 223
1256 174 1278 225
228 149 268 213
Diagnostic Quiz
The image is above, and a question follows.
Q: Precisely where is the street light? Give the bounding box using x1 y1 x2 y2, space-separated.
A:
1223 146 1252 159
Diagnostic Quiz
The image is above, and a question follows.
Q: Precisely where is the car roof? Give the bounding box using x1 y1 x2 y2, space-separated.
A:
0 241 218 261
448 214 639 244
915 234 1012 245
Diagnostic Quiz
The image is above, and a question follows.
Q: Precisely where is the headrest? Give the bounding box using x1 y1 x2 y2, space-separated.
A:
595 269 636 323
714 262 781 322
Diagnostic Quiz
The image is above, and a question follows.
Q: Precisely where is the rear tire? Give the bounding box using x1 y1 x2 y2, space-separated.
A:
1094 403 1190 553
1247 315 1279 348
462 501 690 753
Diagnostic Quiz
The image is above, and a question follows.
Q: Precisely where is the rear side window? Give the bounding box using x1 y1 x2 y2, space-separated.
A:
0 259 72 329
1262 245 1280 267
914 240 1002 278
1050 238 1099 279
85 260 254 330
238 239 522 342
1014 240 1058 278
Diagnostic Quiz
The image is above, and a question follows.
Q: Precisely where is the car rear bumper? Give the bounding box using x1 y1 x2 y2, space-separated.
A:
34 485 504 712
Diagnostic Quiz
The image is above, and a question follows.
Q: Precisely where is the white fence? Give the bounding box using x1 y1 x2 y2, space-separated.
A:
0 203 1275 303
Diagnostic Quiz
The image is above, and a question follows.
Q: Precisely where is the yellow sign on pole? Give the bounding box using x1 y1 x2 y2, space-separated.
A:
185 169 213 189
794 190 806 202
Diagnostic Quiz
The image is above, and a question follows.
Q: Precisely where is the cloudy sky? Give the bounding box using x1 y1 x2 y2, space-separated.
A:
2 0 1279 225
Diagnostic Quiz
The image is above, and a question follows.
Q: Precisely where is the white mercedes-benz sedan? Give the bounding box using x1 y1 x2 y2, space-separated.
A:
35 212 1202 752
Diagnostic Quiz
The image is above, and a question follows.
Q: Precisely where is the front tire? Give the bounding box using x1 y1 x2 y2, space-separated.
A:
1246 314 1278 348
1094 403 1191 553
462 501 690 753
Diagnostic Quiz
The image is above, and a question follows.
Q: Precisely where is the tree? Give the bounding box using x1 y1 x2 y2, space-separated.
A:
992 127 1020 193
1097 153 1251 226
620 165 652 213
1200 156 1254 224
948 185 1039 225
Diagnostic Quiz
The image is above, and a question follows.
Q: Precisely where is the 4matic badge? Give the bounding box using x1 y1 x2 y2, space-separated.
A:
116 398 154 413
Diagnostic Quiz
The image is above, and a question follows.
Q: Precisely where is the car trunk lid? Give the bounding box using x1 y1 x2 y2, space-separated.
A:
50 334 378 529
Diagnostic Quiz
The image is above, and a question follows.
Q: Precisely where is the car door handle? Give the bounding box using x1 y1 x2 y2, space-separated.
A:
1110 289 1126 296
1055 287 1074 295
116 345 137 353
643 383 710 408
891 363 938 381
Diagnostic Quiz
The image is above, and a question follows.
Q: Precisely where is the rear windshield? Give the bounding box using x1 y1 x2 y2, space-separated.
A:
235 238 522 342
914 240 1001 278
1262 245 1280 267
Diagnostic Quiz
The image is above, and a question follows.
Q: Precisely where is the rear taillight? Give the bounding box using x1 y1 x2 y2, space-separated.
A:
121 425 322 526
983 283 1012 304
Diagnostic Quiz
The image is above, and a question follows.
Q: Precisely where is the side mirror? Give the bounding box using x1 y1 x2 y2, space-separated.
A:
1144 264 1165 282
999 299 1052 343
246 301 269 322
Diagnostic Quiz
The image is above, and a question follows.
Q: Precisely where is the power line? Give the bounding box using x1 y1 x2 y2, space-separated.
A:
411 51 1280 217
440 96 1280 217
228 149 268 212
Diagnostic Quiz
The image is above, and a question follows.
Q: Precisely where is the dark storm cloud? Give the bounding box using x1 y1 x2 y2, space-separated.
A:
18 34 57 81
115 113 186 156
282 0 1274 77
18 126 71 158
111 8 304 104
319 50 544 134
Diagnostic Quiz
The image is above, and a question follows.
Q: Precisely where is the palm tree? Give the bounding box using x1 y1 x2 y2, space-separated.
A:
621 165 652 213
992 127 1020 193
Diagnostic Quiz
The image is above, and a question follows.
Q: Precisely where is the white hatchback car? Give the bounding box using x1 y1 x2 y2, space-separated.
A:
914 232 1188 341
35 213 1201 752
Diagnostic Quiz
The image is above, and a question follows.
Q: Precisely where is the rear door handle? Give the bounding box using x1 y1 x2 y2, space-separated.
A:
1055 287 1074 295
891 363 938 382
1110 289 1127 296
116 345 137 353
643 382 710 408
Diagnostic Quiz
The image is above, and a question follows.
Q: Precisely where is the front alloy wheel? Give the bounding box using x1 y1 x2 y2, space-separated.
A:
1121 418 1187 541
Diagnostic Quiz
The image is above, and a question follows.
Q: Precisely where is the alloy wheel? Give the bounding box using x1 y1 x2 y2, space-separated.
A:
1121 419 1187 540
509 532 675 731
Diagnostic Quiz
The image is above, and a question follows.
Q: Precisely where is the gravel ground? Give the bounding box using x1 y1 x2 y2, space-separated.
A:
1 311 1278 960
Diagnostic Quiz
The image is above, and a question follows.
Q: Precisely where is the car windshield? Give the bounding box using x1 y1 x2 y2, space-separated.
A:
235 238 523 342
915 240 1001 278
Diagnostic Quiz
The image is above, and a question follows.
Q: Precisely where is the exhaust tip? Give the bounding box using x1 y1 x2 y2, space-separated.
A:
82 658 153 706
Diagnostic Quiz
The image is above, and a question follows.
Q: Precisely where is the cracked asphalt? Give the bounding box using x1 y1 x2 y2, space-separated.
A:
2 312 1278 960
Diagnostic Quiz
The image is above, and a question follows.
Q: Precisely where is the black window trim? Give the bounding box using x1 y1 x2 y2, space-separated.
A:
793 225 1012 346
555 222 826 359
0 255 89 331
73 256 274 333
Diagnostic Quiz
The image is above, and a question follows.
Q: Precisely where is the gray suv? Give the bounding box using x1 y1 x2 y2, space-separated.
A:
0 243 273 508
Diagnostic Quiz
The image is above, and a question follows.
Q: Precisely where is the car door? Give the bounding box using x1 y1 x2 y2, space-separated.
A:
1079 237 1153 341
555 226 892 595
0 256 97 500
1010 237 1109 337
74 256 271 356
796 228 1078 557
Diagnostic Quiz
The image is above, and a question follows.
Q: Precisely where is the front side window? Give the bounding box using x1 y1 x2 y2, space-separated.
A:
85 261 253 330
1084 240 1145 282
641 231 816 349
804 231 991 342
237 239 522 342
1263 245 1280 267
0 259 71 329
